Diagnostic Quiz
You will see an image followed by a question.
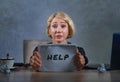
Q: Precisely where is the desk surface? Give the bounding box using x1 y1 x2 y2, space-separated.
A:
0 67 120 82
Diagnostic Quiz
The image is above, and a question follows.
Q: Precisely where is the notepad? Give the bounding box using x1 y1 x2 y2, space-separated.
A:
38 44 77 72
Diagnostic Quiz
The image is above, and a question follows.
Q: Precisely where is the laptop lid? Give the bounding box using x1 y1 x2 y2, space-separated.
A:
110 33 120 70
38 44 77 72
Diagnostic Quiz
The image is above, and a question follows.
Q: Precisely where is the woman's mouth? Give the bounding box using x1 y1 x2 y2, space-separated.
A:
56 35 62 39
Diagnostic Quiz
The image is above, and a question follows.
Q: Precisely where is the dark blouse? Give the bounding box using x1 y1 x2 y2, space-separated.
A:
34 42 88 65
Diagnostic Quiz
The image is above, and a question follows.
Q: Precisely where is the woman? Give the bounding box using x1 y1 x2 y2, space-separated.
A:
30 12 88 71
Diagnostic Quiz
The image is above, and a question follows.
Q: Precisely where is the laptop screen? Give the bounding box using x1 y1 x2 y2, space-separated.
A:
38 44 77 72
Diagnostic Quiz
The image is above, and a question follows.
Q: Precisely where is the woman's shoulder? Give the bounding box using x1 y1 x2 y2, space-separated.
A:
68 42 84 48
47 42 52 44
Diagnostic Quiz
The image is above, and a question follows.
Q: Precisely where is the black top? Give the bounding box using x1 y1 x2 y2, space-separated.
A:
34 42 88 65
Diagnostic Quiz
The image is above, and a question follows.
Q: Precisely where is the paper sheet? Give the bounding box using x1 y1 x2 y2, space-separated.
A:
38 44 77 72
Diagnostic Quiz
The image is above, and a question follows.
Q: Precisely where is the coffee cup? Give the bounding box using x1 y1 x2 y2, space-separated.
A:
0 58 15 69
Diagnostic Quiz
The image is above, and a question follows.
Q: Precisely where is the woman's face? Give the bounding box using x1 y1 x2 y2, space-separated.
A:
49 17 69 43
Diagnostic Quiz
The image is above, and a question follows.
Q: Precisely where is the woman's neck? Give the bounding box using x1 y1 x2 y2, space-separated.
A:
52 40 68 44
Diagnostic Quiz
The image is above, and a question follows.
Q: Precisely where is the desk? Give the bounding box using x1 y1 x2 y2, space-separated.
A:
0 67 120 82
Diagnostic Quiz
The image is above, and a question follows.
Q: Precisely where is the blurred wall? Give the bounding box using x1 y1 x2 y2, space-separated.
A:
0 0 120 65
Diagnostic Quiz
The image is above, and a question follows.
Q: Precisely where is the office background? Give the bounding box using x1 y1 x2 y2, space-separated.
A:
0 0 120 65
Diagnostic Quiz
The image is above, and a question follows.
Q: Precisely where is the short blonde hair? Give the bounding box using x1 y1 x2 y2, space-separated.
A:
46 12 75 39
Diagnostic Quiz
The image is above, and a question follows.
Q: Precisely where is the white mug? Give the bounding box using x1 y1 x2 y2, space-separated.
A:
0 58 15 69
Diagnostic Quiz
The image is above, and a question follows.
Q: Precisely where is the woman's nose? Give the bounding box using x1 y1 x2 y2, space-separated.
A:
56 27 62 32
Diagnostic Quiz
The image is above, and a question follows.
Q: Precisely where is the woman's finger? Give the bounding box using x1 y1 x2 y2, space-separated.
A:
30 56 35 65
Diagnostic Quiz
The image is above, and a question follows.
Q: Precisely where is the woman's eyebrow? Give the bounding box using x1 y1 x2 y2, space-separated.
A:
52 21 66 24
61 21 67 24
52 22 57 24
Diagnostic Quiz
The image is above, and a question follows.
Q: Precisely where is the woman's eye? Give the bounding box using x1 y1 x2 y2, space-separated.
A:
52 25 57 28
61 25 66 28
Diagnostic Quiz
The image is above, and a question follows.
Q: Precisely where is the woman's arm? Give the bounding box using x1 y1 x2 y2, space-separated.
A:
29 47 42 71
74 47 88 71
77 47 88 65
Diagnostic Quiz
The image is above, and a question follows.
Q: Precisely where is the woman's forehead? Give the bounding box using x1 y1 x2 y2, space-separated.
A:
51 18 66 23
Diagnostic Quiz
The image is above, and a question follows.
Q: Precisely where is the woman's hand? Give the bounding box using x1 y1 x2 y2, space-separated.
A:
74 50 85 71
29 51 42 71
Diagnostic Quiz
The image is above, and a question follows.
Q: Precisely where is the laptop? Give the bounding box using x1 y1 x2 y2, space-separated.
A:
38 44 77 72
110 33 120 70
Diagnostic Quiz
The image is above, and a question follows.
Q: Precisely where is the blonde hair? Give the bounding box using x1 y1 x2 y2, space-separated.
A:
46 12 75 39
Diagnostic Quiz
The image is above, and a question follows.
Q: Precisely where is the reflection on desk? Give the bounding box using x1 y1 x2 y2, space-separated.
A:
0 66 120 82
